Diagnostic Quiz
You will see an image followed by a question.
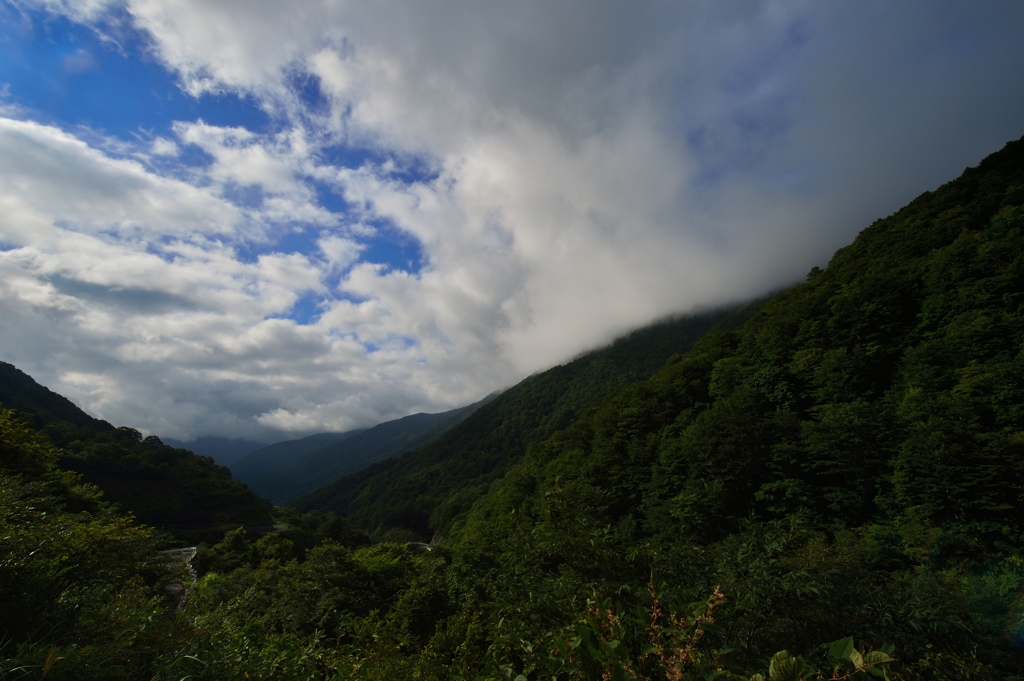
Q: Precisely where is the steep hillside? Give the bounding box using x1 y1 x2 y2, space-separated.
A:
235 397 495 505
0 362 271 541
296 302 762 534
445 135 1024 677
0 361 114 432
231 430 364 481
0 407 169 675
457 134 1024 551
54 427 272 538
0 406 367 679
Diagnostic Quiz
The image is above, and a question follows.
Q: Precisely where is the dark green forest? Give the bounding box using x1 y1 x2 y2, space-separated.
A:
3 137 1024 679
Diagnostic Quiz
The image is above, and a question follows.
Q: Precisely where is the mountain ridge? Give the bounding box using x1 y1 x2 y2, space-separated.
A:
0 360 271 542
230 429 365 480
163 436 269 467
233 396 497 505
295 300 765 534
0 361 114 432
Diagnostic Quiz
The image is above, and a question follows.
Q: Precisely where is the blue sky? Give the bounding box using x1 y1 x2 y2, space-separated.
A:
0 0 428 313
0 0 1022 441
0 5 266 135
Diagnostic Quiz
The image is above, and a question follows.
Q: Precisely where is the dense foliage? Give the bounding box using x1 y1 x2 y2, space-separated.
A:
53 424 272 541
0 408 171 678
296 303 756 537
0 408 368 680
3 137 1024 679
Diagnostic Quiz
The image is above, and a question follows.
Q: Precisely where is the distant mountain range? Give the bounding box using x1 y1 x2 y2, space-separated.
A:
0 357 501 513
162 436 269 467
230 430 366 481
230 396 496 505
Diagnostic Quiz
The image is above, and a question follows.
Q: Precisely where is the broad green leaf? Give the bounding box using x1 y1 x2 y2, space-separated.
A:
828 637 855 666
864 650 891 665
769 650 807 681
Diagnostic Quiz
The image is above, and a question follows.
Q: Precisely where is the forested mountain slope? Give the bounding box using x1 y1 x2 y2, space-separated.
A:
0 362 271 540
0 407 367 679
231 430 364 482
0 361 114 432
0 408 171 676
54 426 272 538
235 396 495 505
445 134 1024 677
295 302 761 535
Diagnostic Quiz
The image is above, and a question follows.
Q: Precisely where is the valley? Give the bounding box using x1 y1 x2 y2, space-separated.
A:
3 136 1024 679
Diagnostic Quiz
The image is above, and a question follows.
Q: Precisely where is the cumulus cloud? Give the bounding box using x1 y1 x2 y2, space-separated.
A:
0 118 242 240
2 0 1024 440
150 136 180 157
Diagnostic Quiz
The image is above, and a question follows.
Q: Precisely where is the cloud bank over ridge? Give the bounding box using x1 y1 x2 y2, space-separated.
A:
1 0 1023 440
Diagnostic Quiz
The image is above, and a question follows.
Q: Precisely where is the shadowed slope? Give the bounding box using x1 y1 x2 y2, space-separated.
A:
233 397 494 505
231 430 365 483
295 302 763 535
0 361 271 541
0 361 113 432
163 436 268 467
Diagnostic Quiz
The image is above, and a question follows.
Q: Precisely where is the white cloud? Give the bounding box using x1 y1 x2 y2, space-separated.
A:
14 0 115 21
0 118 242 241
318 235 363 271
150 137 180 156
170 120 339 229
2 1 1024 441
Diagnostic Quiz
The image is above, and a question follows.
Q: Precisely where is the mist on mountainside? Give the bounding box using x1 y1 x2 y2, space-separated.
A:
4 135 1024 680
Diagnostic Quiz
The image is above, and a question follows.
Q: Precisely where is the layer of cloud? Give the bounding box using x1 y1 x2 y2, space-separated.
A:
2 0 1024 441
